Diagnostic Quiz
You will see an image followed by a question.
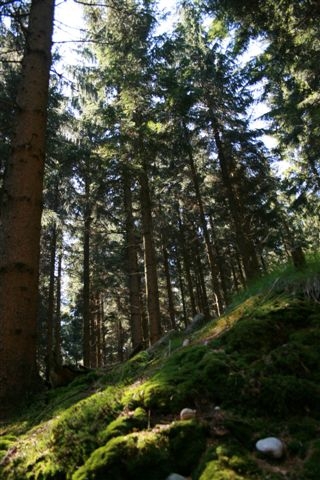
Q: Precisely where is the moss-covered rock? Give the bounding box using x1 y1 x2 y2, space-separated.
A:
72 433 169 480
73 420 208 480
302 439 320 480
195 441 261 480
98 407 147 444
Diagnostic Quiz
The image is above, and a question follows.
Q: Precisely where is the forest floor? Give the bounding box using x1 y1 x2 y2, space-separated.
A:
1 258 320 479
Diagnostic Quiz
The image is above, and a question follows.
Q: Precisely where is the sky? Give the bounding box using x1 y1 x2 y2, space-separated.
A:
53 0 85 63
53 0 176 50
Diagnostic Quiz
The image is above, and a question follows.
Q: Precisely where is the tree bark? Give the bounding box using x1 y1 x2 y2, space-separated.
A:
139 163 162 345
0 0 55 413
83 174 92 367
54 250 62 364
184 124 224 315
175 250 188 327
211 118 261 282
122 165 143 349
177 205 197 319
161 238 177 330
46 222 57 381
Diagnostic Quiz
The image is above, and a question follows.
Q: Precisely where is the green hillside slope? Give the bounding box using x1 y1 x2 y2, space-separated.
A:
1 261 320 479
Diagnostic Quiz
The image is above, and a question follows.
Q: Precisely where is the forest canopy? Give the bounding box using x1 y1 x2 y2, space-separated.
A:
0 0 319 407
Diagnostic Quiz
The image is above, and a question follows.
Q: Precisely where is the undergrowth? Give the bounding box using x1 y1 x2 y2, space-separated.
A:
1 257 320 479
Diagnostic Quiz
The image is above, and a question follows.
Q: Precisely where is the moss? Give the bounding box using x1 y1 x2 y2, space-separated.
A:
221 315 288 356
287 417 319 442
223 418 255 448
165 420 208 475
0 435 16 460
256 342 320 380
47 386 123 475
195 441 261 480
258 375 320 417
98 407 147 444
72 432 170 480
123 345 212 412
73 418 207 480
27 456 65 480
302 439 320 480
2 267 320 480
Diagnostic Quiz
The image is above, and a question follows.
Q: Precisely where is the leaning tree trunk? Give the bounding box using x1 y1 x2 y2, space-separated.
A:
0 0 55 413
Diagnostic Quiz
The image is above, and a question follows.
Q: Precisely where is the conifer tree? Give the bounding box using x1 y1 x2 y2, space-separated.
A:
0 0 55 411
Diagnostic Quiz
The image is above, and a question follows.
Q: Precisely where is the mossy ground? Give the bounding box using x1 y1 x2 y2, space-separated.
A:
1 262 320 479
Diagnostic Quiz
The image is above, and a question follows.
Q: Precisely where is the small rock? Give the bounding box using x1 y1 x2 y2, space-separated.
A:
255 437 285 459
166 474 187 480
185 313 206 333
182 338 190 347
180 408 196 420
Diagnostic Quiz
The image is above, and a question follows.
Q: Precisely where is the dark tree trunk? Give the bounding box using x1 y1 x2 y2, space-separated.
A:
0 0 55 413
211 118 261 282
46 222 57 381
83 176 92 367
122 166 143 349
162 239 176 330
184 124 224 315
208 214 231 306
158 202 176 329
139 164 161 345
54 250 62 364
115 296 124 362
193 233 210 320
175 251 188 327
177 206 197 319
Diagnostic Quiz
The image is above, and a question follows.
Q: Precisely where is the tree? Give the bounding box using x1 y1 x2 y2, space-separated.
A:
82 0 162 345
0 0 55 412
207 0 320 216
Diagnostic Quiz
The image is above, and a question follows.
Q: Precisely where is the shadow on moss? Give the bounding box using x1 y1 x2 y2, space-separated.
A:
73 420 207 480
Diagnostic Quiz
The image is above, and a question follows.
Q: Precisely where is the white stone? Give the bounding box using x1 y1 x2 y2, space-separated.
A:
255 437 285 459
166 474 187 480
182 338 190 347
180 408 196 420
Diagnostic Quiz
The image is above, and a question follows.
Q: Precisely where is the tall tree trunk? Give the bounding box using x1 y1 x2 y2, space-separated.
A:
211 117 261 281
175 250 188 327
139 164 161 345
183 122 223 314
161 238 176 330
54 250 62 364
193 233 210 319
158 203 176 330
0 0 55 412
97 293 103 367
115 296 124 362
83 176 92 367
46 222 57 381
208 214 231 306
177 205 197 319
89 291 100 368
99 295 107 366
122 166 143 349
